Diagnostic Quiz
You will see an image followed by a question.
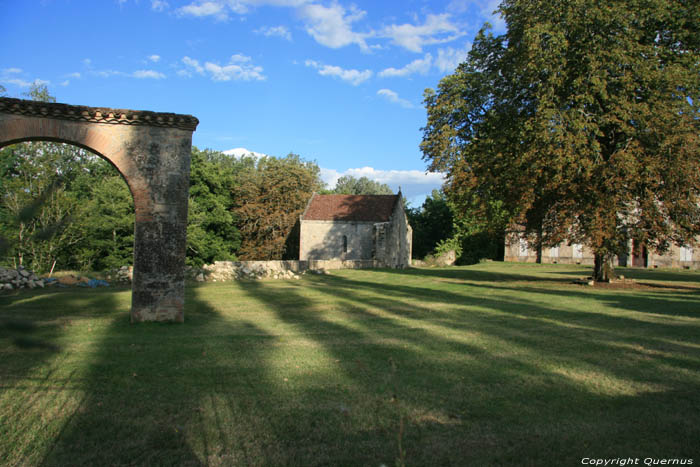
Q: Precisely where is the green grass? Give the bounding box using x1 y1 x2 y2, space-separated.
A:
1 262 699 466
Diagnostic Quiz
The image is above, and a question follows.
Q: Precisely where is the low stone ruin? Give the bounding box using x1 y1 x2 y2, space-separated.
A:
0 266 45 290
106 265 133 284
1 260 336 292
199 261 305 282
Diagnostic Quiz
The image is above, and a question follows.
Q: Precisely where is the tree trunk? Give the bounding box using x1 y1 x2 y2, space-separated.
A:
593 253 613 282
535 221 543 264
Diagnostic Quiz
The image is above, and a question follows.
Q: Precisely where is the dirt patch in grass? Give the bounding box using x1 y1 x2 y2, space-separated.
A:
591 280 700 291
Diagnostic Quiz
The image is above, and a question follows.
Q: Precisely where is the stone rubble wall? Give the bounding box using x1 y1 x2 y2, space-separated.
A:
196 259 381 282
0 266 46 290
106 266 134 283
0 260 382 292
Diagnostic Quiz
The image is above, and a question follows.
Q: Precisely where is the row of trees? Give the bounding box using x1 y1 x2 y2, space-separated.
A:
422 0 700 280
0 143 330 272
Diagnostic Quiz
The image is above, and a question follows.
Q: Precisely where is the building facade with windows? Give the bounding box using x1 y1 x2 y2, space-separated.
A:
504 233 699 269
299 193 412 268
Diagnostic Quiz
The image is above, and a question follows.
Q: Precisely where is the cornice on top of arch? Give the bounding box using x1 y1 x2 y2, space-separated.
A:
0 97 199 132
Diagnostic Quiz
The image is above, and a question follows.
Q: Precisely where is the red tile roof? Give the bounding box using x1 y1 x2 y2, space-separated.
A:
301 194 399 222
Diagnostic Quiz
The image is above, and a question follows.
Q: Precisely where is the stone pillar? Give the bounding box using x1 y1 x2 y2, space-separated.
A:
127 127 193 323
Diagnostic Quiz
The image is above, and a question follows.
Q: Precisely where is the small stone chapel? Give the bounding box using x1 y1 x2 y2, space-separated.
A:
299 192 412 268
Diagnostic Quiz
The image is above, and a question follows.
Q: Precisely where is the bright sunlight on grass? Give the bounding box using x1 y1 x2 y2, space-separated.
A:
1 262 699 465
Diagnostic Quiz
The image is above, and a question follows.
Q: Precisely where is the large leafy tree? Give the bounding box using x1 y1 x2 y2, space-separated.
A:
422 0 700 281
232 154 323 260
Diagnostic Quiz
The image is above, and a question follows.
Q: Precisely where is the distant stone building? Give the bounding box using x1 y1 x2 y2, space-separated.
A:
504 233 700 269
299 193 412 268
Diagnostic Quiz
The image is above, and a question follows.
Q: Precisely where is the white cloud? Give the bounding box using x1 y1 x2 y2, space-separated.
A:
254 25 292 41
379 54 432 78
181 56 205 76
151 0 169 11
132 69 166 79
148 54 161 63
93 70 125 78
1 77 51 88
2 78 31 87
377 89 413 108
176 0 307 18
87 67 166 80
181 54 264 81
380 13 462 53
435 43 471 73
305 60 372 86
3 68 22 74
321 166 446 200
177 1 229 20
60 80 70 86
204 54 265 81
67 72 81 79
223 147 268 158
230 54 251 63
298 2 372 51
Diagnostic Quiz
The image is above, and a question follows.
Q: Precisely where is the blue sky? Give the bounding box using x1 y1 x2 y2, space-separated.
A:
1 0 504 206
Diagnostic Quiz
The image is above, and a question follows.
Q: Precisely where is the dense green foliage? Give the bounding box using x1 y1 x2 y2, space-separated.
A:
327 175 393 195
1 144 323 270
407 189 454 259
422 0 700 280
186 148 244 267
0 141 98 272
408 189 503 263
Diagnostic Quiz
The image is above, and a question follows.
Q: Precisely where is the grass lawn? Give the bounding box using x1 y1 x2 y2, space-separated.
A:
1 262 699 466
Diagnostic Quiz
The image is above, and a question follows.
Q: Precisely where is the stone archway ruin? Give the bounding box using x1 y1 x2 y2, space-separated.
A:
0 97 198 323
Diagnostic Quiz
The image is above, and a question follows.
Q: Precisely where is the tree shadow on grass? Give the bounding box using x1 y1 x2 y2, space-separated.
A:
402 264 572 283
3 269 699 466
308 270 700 379
237 272 700 464
0 286 139 465
31 283 277 466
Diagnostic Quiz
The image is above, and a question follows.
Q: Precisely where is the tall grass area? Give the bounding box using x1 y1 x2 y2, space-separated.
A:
1 262 699 466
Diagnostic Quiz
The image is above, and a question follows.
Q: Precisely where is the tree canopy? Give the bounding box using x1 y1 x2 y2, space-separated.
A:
421 0 700 280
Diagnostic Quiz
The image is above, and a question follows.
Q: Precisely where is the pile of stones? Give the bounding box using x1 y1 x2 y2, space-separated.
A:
198 261 305 282
0 266 46 290
105 265 133 284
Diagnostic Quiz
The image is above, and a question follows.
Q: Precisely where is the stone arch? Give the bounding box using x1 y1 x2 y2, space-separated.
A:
0 97 199 323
